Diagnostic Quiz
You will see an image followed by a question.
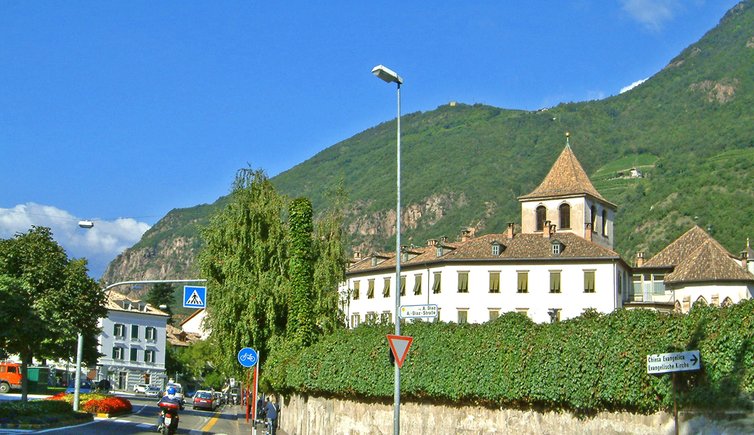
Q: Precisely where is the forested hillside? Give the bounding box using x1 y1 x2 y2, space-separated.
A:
103 1 754 285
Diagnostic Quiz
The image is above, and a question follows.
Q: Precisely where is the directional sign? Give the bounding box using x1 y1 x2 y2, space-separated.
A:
183 286 207 308
399 304 438 319
647 350 701 375
238 347 258 368
387 334 413 368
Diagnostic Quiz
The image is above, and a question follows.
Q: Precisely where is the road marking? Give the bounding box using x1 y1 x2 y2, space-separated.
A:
201 408 223 432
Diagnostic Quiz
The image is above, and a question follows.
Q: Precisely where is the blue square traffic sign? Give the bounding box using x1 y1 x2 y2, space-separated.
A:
183 286 207 308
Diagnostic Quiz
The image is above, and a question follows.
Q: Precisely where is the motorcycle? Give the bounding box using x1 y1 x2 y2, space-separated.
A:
157 400 181 435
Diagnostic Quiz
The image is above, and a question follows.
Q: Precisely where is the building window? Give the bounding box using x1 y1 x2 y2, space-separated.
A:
413 274 422 295
491 243 501 256
550 271 561 293
365 312 378 323
145 350 156 364
517 271 528 293
602 209 608 236
432 272 442 294
489 272 500 293
381 311 392 324
436 246 444 257
536 206 547 231
551 242 561 256
367 279 375 299
350 314 360 328
130 348 138 361
383 277 391 298
559 203 571 229
516 308 529 317
131 325 139 341
457 309 468 324
548 308 561 323
353 281 360 300
590 205 597 231
113 347 124 360
400 275 406 296
584 270 596 293
457 272 469 293
489 309 500 321
145 327 157 342
114 323 126 338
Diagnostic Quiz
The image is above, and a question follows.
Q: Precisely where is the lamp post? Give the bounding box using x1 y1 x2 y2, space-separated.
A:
372 64 403 435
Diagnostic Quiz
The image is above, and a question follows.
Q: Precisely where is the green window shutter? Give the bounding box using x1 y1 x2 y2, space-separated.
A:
433 272 442 294
458 272 469 293
368 279 375 298
584 271 595 292
550 271 561 293
353 281 360 300
517 272 528 293
400 276 406 296
383 277 390 297
489 272 500 292
413 275 422 295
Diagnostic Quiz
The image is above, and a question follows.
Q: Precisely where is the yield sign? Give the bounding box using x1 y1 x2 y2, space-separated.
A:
387 334 413 368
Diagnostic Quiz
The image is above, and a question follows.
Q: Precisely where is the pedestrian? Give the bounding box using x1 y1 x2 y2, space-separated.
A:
264 396 279 435
256 394 265 420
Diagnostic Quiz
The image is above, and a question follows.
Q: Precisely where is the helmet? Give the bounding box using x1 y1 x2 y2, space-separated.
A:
167 386 176 395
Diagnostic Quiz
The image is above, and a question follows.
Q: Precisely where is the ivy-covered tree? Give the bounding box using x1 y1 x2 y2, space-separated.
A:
288 197 315 347
0 226 105 402
199 168 289 375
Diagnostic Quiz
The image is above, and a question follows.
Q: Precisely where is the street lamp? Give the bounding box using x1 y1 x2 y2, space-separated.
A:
372 63 402 435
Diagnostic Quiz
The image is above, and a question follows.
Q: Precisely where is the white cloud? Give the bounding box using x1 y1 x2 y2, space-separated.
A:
620 78 649 93
620 0 682 30
0 203 150 279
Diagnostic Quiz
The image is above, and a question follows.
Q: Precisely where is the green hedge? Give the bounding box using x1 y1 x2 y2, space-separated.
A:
264 300 754 414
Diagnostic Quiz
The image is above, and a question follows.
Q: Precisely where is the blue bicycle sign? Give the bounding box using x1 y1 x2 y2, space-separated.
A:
238 347 258 368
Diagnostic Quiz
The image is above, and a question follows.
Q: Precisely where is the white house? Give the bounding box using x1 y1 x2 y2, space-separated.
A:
96 291 170 391
342 143 633 325
179 308 210 339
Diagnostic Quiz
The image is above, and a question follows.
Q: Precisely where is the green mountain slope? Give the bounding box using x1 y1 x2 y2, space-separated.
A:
103 1 754 284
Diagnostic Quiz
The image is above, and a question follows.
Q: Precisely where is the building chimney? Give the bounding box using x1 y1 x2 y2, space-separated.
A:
741 250 748 270
550 224 557 236
585 223 593 242
440 236 448 244
507 222 515 239
427 239 437 247
460 227 476 242
635 252 645 267
543 220 551 238
353 250 362 260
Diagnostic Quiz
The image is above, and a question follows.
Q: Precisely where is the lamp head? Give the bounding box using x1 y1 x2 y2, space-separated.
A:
372 64 403 85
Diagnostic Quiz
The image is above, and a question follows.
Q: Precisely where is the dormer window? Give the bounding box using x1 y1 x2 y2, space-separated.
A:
491 242 501 256
371 257 378 267
551 240 563 256
436 246 443 257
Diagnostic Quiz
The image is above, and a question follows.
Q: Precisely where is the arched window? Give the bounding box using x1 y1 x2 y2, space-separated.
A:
722 297 733 307
590 205 596 231
536 206 546 231
602 209 608 236
693 296 708 309
559 203 571 229
674 301 682 314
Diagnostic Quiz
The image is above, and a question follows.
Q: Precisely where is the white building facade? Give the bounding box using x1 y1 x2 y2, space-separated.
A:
96 291 169 391
342 144 632 326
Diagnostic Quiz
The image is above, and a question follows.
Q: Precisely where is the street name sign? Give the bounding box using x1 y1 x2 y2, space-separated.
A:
387 334 413 368
183 285 207 308
647 350 700 375
399 304 438 319
238 347 258 368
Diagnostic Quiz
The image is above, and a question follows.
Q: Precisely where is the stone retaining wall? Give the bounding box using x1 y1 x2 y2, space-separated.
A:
276 394 747 435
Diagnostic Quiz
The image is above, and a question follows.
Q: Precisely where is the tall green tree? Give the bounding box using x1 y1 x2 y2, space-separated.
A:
0 226 105 402
288 198 315 346
199 168 289 375
146 283 175 321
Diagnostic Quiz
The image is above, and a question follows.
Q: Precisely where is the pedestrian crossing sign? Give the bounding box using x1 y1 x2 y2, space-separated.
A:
183 286 207 308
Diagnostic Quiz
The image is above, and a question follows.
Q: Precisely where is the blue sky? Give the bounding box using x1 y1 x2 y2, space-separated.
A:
0 1 740 278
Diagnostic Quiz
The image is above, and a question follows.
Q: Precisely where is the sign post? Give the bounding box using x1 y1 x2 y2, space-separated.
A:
647 350 701 435
238 348 259 429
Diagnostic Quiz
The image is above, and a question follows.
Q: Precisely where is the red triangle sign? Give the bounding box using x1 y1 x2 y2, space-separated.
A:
387 334 413 368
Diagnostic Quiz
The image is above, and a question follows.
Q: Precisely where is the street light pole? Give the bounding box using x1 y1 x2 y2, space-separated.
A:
73 332 83 411
372 64 403 435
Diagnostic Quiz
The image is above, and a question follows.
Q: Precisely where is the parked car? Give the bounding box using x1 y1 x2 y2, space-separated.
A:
133 383 148 394
145 385 162 397
192 390 217 411
65 380 93 394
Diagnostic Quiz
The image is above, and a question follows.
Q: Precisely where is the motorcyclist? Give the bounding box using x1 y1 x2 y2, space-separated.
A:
156 386 183 431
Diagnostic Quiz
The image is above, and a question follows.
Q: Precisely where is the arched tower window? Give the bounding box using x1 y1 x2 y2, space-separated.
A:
536 206 547 231
559 203 571 229
602 209 608 236
590 205 596 231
